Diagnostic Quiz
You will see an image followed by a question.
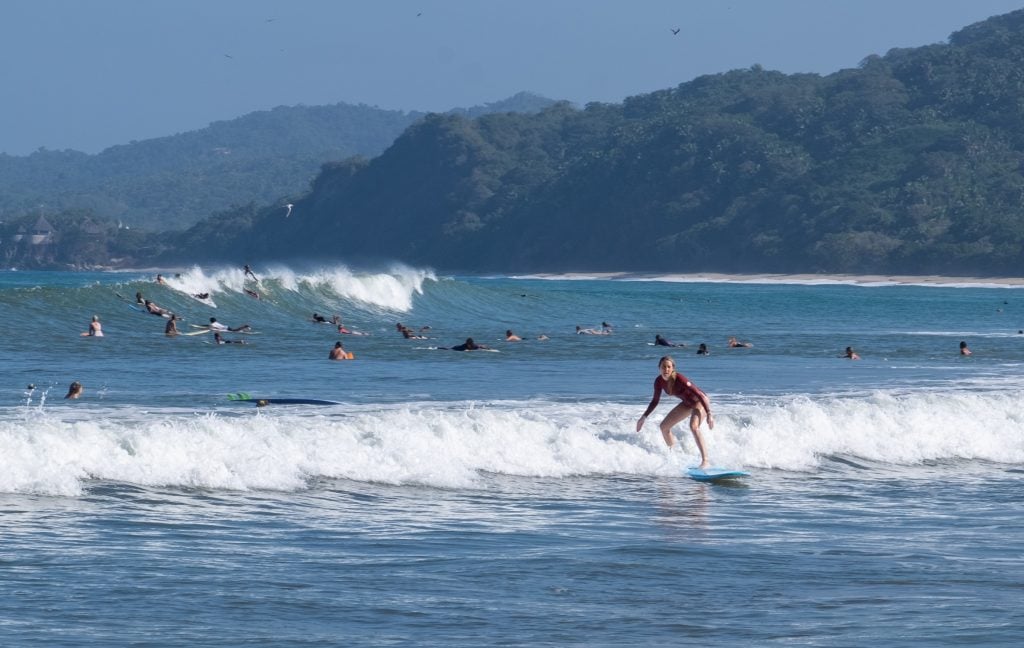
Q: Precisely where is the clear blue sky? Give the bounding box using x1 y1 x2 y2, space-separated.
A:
1 0 1021 155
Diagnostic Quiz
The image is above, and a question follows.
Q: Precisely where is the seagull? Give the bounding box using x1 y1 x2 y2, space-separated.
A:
671 28 680 35
284 203 294 218
224 53 234 59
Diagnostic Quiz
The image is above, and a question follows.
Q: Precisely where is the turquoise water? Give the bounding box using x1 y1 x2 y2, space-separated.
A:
1 267 1022 645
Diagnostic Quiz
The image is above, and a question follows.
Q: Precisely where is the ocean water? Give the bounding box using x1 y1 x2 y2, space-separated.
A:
1 266 1023 646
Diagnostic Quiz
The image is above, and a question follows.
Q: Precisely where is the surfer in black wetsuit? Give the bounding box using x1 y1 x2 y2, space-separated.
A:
655 334 682 347
214 332 246 345
447 337 489 351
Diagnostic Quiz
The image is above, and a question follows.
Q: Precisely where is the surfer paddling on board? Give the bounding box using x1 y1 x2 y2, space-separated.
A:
144 299 173 318
654 334 682 347
206 317 251 332
443 337 490 351
636 356 714 468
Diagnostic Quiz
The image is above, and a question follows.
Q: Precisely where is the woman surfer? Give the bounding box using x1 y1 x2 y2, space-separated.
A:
636 356 714 468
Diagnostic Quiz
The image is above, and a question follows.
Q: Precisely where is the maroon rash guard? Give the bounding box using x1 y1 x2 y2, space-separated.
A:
641 373 709 418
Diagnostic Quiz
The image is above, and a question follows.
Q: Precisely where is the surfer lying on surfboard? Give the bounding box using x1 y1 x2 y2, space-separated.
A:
143 299 174 318
636 355 715 469
202 317 251 332
440 337 491 351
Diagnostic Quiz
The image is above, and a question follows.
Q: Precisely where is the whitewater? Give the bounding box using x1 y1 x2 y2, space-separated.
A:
1 266 1022 646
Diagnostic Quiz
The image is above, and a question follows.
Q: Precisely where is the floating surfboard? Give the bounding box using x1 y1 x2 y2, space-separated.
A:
227 392 341 406
686 467 749 482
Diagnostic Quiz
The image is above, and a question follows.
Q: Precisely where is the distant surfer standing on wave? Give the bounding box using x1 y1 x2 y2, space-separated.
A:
243 264 258 283
636 356 714 468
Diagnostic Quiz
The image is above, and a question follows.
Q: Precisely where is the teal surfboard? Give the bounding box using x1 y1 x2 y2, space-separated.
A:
228 392 341 406
686 467 749 482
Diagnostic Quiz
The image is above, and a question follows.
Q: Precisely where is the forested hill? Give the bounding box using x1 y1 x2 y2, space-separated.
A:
172 10 1024 276
0 92 555 232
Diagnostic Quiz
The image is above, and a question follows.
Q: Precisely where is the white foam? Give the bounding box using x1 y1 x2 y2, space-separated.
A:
2 390 1022 496
162 264 436 312
276 263 436 312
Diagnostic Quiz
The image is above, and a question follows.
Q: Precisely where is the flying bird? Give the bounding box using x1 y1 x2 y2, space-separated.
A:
284 203 294 218
224 53 234 59
671 28 680 35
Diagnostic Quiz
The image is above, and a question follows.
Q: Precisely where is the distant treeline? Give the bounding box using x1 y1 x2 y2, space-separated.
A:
0 92 556 233
165 9 1024 275
8 10 1024 276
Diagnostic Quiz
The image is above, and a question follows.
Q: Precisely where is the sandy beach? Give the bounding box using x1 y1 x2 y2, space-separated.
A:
523 272 1024 287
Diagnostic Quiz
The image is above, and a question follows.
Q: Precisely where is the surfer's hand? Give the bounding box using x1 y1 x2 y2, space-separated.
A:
636 416 646 432
707 413 715 430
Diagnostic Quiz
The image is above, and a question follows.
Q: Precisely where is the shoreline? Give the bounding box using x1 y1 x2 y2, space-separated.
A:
518 272 1024 287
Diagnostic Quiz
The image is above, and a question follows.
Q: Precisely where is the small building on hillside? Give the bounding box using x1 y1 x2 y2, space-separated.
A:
30 215 55 245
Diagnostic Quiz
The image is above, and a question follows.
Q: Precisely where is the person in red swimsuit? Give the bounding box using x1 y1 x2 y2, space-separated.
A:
636 356 715 468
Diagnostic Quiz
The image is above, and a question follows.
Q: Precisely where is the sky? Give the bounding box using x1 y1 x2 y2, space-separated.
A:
1 0 1022 156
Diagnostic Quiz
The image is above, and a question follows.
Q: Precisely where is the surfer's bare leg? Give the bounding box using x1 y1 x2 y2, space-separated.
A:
689 405 710 468
659 403 693 448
